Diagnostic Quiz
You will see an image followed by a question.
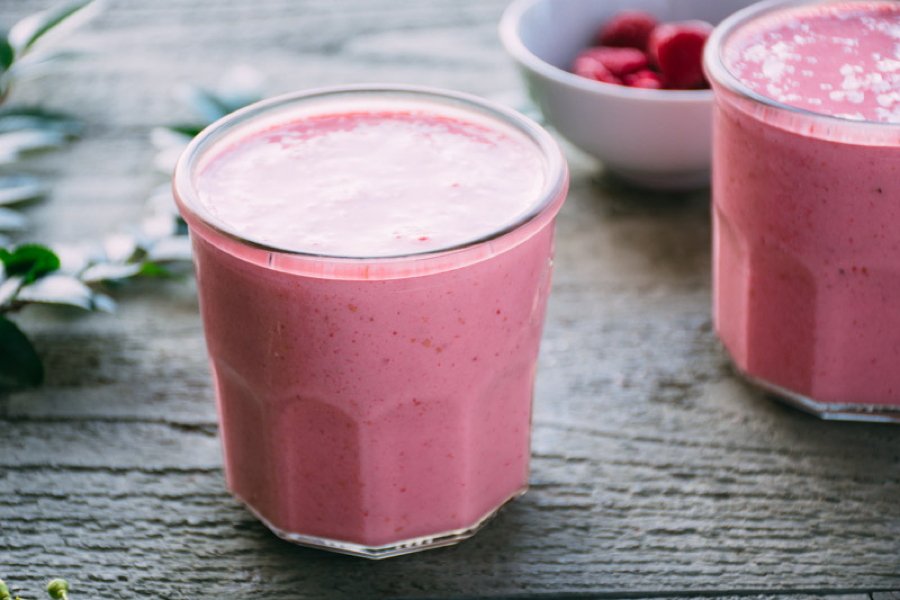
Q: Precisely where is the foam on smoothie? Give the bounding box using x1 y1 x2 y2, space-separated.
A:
723 1 900 122
195 110 546 257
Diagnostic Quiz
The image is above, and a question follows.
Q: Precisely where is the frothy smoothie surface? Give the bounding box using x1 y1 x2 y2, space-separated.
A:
195 110 546 257
724 1 900 122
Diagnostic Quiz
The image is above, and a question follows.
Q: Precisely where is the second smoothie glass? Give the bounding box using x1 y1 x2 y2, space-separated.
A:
705 0 900 422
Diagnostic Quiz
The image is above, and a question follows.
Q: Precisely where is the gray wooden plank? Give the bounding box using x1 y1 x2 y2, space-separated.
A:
0 0 898 598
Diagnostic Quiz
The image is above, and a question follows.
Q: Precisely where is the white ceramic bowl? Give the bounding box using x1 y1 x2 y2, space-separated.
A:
499 0 757 189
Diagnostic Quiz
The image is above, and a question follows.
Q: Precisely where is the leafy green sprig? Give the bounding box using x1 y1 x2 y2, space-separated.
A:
0 202 192 389
0 58 263 391
0 0 97 240
0 0 98 97
150 65 264 172
0 577 71 600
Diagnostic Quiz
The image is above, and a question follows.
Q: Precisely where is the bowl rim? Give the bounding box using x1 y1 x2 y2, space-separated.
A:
498 0 713 104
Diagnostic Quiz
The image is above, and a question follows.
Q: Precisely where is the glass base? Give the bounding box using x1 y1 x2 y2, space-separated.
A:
240 486 528 559
737 369 900 423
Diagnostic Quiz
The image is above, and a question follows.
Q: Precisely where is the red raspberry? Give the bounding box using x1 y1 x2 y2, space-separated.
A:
572 52 622 84
596 10 659 51
581 46 649 77
623 69 665 89
647 20 714 89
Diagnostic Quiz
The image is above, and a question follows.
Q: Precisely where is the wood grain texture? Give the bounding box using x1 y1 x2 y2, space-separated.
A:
0 0 898 598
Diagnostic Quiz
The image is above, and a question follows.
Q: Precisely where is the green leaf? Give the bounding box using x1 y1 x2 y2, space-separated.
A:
0 314 43 390
137 261 173 278
0 38 14 72
91 291 116 312
213 65 263 112
80 261 142 282
0 175 49 205
148 236 192 262
102 232 138 263
0 128 67 164
8 0 96 54
0 275 24 308
0 207 28 231
16 273 93 309
151 126 193 150
140 212 176 240
166 124 205 138
0 110 83 136
181 86 234 123
0 244 60 284
6 49 86 78
150 127 192 173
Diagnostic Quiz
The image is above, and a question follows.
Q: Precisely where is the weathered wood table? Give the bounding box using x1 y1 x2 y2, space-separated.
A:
1 0 898 598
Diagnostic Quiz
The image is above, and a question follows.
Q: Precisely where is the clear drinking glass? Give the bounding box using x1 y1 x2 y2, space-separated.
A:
705 0 900 422
172 85 569 557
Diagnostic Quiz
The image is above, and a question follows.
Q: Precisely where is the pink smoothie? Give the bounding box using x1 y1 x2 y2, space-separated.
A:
707 1 900 415
173 88 568 556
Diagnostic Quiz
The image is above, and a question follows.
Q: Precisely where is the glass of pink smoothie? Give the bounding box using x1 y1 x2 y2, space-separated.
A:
705 0 900 422
172 85 569 557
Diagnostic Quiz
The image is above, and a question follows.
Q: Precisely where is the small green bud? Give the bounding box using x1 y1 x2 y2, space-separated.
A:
0 579 11 600
46 579 69 600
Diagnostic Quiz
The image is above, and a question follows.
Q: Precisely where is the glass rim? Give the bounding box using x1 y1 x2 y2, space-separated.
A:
172 83 569 262
703 0 900 130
